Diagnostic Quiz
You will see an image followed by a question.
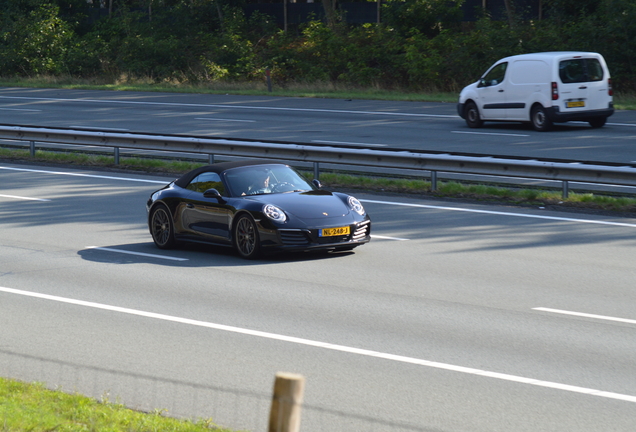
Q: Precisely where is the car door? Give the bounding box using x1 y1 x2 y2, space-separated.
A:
475 62 508 120
558 58 606 113
181 172 233 244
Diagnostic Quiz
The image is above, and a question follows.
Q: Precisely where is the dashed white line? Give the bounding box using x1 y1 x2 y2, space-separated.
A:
312 140 387 147
0 107 41 112
451 130 530 137
1 285 635 404
0 166 167 184
371 235 409 241
534 307 636 325
361 199 636 228
0 194 50 202
85 246 188 262
195 117 256 123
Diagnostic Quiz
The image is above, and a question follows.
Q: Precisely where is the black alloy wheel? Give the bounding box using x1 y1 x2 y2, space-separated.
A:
531 105 553 131
150 204 176 249
234 215 261 259
465 101 483 128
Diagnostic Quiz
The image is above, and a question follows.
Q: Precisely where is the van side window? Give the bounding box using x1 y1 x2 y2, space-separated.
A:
479 62 508 87
559 59 604 83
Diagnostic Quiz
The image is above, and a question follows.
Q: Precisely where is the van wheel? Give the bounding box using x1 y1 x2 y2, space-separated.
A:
531 105 552 131
464 102 483 128
588 117 607 128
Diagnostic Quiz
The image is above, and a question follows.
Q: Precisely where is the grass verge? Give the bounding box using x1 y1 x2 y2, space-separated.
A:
0 377 233 431
2 147 636 215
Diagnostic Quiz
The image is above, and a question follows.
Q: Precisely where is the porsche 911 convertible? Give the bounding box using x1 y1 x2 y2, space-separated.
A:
146 160 371 259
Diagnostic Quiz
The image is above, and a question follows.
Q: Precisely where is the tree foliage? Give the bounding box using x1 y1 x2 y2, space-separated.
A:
1 0 635 92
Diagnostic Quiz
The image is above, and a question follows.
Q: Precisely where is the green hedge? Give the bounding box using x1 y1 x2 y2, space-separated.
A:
1 0 635 92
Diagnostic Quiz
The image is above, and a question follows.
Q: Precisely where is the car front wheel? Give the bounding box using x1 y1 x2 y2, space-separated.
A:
464 101 483 128
234 215 261 259
150 204 176 249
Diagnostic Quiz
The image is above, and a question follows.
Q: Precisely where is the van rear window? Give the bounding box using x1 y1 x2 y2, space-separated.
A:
559 59 604 83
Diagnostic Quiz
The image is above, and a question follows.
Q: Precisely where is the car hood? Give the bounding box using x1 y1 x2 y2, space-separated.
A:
249 191 351 219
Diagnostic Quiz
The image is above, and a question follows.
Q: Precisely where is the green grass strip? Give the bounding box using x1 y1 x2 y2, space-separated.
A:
0 377 234 431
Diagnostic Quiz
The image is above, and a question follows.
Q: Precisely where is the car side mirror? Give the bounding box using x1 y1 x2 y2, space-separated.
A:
312 179 322 189
203 188 225 202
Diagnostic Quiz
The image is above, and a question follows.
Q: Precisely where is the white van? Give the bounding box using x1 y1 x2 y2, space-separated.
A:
457 52 614 131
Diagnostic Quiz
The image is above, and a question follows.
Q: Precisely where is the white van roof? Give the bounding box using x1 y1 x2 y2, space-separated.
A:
497 52 604 63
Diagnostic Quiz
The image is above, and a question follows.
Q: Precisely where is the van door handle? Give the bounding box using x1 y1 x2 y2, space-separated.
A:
579 86 587 89
498 89 504 92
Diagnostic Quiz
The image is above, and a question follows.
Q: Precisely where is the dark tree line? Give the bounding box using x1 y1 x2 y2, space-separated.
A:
1 0 635 92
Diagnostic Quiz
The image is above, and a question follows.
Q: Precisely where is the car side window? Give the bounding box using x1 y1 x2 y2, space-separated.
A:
479 62 508 87
186 172 225 195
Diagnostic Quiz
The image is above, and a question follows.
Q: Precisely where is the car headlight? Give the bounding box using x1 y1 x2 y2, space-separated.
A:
263 204 287 223
347 196 365 215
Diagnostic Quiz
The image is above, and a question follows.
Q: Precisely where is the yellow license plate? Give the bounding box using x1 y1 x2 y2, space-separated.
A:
566 100 585 108
320 226 350 237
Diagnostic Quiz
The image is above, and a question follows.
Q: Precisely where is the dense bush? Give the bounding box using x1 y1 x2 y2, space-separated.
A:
1 0 636 92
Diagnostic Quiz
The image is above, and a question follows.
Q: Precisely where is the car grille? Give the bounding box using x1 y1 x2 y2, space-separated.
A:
352 220 371 241
279 230 310 246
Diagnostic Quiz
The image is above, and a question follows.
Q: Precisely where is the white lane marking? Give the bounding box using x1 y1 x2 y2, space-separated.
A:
69 126 129 131
2 285 635 404
371 235 409 241
452 130 530 137
0 194 50 202
4 165 636 229
0 166 167 184
361 199 636 228
195 117 256 123
0 107 41 112
85 246 188 262
312 140 387 147
0 95 456 118
607 123 636 127
534 307 636 325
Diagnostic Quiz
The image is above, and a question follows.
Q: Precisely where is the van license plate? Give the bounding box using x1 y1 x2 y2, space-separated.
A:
566 101 585 108
320 226 350 237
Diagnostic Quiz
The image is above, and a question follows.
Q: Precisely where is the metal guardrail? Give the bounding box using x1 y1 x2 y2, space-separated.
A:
2 124 636 198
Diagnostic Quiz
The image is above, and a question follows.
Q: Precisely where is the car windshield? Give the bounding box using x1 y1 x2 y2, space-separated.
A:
224 164 315 197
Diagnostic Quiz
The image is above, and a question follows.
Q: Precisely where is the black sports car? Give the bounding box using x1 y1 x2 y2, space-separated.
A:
146 160 371 259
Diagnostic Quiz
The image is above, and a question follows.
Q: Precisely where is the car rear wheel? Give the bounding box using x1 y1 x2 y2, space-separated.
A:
531 105 552 131
464 101 483 128
150 204 176 249
588 117 607 128
234 215 261 259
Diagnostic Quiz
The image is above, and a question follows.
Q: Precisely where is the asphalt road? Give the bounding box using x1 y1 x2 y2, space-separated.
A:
2 87 636 163
2 161 636 431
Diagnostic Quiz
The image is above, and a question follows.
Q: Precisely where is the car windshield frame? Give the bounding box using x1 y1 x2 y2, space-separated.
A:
223 164 315 197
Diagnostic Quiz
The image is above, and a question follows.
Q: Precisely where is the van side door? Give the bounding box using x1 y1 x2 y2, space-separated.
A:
475 62 508 120
505 59 551 121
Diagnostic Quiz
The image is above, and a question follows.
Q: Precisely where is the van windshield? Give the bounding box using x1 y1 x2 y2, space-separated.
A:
559 59 604 84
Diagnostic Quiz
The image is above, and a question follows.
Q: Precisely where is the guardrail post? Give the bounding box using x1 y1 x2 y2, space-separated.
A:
114 147 120 165
30 141 35 157
562 180 569 199
430 170 438 191
209 154 215 164
268 372 305 432
313 162 320 180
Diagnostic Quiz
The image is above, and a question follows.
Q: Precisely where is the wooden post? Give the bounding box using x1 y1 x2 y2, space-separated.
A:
268 372 305 432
